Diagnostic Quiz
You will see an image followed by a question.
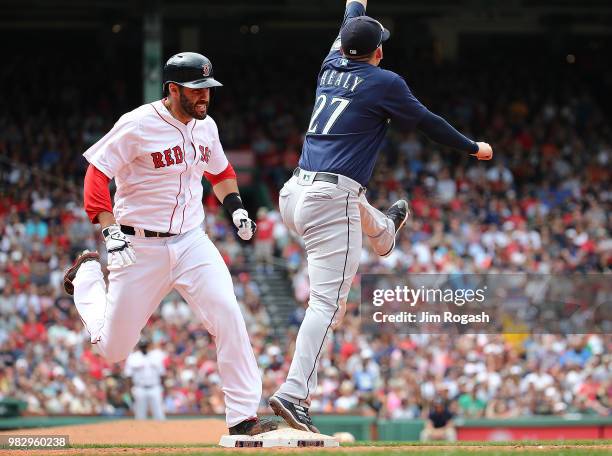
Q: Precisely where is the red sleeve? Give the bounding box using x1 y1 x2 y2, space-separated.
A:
84 164 112 224
204 162 237 186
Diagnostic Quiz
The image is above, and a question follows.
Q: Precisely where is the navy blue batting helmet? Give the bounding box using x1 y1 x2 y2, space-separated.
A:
162 52 222 96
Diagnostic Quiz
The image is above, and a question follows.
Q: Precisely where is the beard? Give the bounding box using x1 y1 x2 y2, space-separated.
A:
179 89 208 120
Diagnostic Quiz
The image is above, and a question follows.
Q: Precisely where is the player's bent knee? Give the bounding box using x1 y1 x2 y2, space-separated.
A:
308 291 341 314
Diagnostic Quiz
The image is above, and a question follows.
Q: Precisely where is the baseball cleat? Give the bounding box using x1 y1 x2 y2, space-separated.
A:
386 199 410 233
229 417 278 436
63 250 100 295
269 395 319 433
380 200 411 257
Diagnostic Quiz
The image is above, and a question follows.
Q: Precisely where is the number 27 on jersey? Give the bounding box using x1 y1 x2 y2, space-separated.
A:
307 95 351 135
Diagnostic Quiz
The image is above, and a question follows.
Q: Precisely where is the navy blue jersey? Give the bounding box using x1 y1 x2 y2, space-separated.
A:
299 2 428 186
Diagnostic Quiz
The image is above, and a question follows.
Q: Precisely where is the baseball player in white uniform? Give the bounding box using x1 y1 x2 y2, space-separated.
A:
124 339 166 420
63 52 276 436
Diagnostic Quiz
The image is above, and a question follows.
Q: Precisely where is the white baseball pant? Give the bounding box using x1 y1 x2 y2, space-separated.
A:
274 170 394 406
132 385 165 420
72 226 261 426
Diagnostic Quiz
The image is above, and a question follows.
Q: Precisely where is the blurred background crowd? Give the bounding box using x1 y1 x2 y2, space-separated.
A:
0 17 610 421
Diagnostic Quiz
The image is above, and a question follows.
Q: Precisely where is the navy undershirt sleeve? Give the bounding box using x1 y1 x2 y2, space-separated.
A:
417 110 478 153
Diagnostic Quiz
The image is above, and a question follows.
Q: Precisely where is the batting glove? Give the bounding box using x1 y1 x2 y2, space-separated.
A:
232 209 257 241
102 224 136 270
471 142 493 160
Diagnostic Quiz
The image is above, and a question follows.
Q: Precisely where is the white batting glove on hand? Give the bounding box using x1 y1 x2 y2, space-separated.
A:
102 224 136 270
232 209 257 241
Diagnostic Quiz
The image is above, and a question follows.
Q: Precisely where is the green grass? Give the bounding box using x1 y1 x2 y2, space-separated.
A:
0 439 612 456
4 440 609 455
342 440 611 446
63 439 611 448
41 450 612 456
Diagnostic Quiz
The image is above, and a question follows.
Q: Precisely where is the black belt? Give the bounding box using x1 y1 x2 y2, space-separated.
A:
293 167 338 185
121 225 176 238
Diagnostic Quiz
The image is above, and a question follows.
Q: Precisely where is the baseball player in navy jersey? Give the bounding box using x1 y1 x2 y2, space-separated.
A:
269 0 493 432
62 52 276 436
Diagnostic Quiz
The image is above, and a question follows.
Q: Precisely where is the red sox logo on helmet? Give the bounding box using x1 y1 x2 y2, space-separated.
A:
202 63 211 77
199 145 211 163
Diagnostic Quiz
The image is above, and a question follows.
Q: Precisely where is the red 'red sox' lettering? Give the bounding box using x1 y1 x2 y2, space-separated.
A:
151 152 165 168
173 146 184 164
199 145 211 163
151 145 185 168
163 148 175 166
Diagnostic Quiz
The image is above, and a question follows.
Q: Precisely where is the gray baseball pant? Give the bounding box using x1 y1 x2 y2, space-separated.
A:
275 169 394 406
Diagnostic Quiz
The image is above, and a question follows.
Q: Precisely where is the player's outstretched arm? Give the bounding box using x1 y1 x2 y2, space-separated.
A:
326 0 368 60
416 110 493 160
206 172 257 241
348 0 367 7
382 76 493 161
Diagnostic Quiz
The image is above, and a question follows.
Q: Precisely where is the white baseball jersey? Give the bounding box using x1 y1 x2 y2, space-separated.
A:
83 100 229 234
124 350 167 420
124 350 165 387
73 99 263 427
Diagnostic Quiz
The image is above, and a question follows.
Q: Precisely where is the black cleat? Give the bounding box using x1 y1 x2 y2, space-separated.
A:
380 200 411 257
63 250 100 295
269 395 319 433
386 199 410 233
229 417 278 436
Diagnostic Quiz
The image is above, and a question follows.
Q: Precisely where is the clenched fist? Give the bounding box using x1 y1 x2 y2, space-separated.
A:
232 209 257 241
471 142 493 160
102 224 136 270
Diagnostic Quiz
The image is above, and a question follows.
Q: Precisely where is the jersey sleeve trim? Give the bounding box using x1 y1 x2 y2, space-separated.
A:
84 158 113 180
204 162 237 186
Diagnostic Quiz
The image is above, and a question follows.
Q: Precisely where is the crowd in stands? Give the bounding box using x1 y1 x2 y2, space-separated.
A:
0 48 610 421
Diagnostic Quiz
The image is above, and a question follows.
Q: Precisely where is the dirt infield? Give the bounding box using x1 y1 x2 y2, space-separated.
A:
0 419 227 445
0 420 610 455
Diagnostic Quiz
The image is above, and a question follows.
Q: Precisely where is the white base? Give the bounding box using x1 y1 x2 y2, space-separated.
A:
219 427 340 448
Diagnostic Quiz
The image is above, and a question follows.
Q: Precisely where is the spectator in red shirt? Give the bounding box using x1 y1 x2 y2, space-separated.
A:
22 310 46 342
7 254 30 292
255 207 275 274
